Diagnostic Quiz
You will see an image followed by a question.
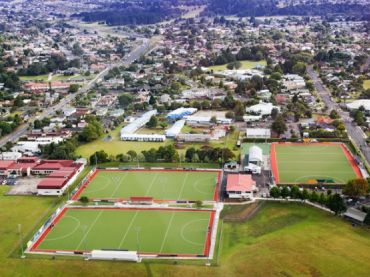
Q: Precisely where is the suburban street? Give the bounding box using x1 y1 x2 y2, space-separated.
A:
0 37 153 148
307 66 370 166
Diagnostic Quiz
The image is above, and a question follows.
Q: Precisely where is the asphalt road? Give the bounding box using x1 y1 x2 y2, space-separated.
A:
0 38 152 149
307 66 370 166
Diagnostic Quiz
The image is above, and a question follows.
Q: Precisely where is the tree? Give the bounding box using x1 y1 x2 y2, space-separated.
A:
270 187 280 198
271 115 287 136
327 194 346 215
118 93 133 108
292 62 307 76
72 42 84 56
159 122 168 129
79 196 89 204
210 116 217 124
281 186 289 198
149 95 156 105
89 150 109 164
364 211 370 226
343 179 369 199
290 186 300 198
146 116 158 128
271 108 279 120
329 110 339 119
127 150 137 160
68 84 79 93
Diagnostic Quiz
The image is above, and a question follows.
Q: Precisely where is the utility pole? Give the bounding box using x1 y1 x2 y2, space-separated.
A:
18 224 25 258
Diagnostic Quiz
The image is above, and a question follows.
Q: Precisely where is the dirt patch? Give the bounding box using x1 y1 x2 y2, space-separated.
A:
223 202 263 222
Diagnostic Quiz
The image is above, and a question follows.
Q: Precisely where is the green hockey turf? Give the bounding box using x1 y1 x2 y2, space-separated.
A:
35 208 212 255
272 143 359 184
78 170 219 201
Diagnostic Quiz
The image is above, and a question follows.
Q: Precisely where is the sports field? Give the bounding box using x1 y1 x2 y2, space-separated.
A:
32 207 213 256
74 170 220 201
271 143 362 184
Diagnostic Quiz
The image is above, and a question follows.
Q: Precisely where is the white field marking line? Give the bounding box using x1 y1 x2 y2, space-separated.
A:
43 216 81 242
177 172 189 201
180 218 209 246
145 172 159 196
75 210 104 250
192 177 216 195
110 173 128 198
83 175 112 194
118 210 139 249
159 211 176 253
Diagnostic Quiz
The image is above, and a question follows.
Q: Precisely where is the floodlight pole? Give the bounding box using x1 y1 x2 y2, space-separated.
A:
18 224 25 258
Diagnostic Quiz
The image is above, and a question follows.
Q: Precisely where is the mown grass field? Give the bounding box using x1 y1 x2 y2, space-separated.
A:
2 187 370 276
35 208 211 255
207 60 267 72
273 143 359 184
364 80 370 90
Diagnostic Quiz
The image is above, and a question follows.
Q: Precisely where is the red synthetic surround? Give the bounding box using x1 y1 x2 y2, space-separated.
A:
72 169 221 202
340 144 363 178
213 171 221 201
130 197 154 202
30 207 67 252
30 206 215 257
203 210 215 257
270 143 280 184
72 169 98 200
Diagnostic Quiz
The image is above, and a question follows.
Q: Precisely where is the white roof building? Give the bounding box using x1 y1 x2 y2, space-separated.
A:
249 146 263 163
346 100 370 112
165 120 185 138
120 110 157 137
246 102 280 116
246 128 271 139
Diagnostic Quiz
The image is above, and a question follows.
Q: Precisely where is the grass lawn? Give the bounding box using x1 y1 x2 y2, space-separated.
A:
208 60 267 72
75 125 170 159
364 80 370 90
2 187 370 276
19 74 50 82
34 207 212 255
272 143 360 184
76 170 219 201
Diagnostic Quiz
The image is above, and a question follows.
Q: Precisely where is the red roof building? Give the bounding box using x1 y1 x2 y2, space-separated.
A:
226 174 256 199
37 178 67 189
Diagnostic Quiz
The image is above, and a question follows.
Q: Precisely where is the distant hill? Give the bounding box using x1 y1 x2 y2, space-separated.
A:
203 0 370 18
74 0 181 26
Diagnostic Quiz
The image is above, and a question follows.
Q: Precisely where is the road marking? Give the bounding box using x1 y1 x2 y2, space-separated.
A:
159 212 176 253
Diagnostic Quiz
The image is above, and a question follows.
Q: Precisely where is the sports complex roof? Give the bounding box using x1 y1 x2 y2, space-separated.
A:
37 178 67 189
226 174 256 192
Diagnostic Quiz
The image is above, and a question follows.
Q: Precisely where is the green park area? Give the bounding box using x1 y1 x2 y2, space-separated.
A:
364 80 370 90
2 186 370 276
35 208 211 255
19 73 95 82
207 60 267 72
75 124 239 160
77 170 218 201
